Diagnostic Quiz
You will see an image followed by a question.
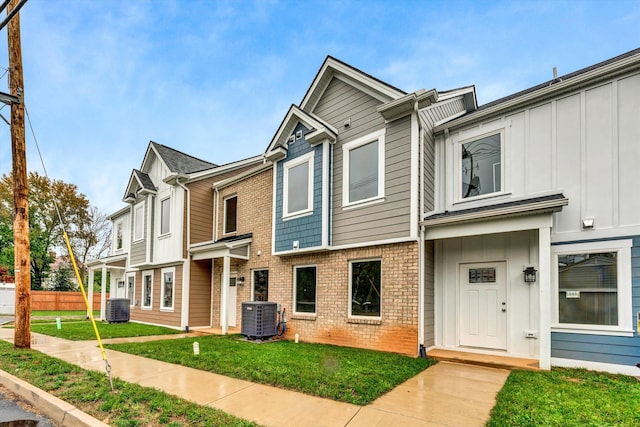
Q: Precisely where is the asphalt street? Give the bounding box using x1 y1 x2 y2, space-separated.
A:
0 386 56 426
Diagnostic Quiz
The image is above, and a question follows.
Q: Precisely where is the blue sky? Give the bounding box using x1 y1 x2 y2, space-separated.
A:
0 0 638 214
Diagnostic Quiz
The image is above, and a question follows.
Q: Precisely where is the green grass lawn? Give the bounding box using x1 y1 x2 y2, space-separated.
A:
30 320 182 340
107 335 435 405
488 368 640 426
32 310 100 317
0 341 258 427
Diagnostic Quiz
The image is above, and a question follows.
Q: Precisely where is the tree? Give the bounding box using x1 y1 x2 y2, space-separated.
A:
0 172 110 289
50 261 76 291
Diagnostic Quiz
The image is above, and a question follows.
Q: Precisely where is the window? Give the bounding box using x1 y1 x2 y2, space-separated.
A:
253 269 269 301
283 153 313 218
133 203 144 241
160 198 171 235
141 271 153 309
294 266 316 314
349 259 381 318
553 240 632 333
126 274 135 307
343 129 385 207
460 132 502 199
224 196 237 234
161 268 175 310
115 221 123 250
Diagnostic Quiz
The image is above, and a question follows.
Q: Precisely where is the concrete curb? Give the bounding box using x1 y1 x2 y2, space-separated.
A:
0 369 110 427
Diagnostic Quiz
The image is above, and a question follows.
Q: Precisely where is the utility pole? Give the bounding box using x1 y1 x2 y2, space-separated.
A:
8 0 30 349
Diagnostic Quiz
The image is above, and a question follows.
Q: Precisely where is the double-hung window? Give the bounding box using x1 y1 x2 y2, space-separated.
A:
283 152 314 218
141 271 153 309
160 198 171 235
224 195 237 234
343 129 385 207
349 259 382 318
460 131 503 200
133 203 144 241
294 265 316 314
126 273 135 307
161 268 175 311
115 221 123 251
553 240 632 334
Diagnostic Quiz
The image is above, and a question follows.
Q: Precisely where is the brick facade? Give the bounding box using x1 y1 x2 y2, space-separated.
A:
210 167 420 356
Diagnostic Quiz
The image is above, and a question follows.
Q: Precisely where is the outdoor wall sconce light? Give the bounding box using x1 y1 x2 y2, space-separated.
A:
523 266 537 283
237 277 245 286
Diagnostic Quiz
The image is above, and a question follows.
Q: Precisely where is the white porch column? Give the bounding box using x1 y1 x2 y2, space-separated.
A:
538 227 552 370
220 255 230 335
100 267 107 321
87 268 95 317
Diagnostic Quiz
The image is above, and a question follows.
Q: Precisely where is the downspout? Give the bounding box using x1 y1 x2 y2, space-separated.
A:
210 186 220 328
415 99 426 355
176 178 191 331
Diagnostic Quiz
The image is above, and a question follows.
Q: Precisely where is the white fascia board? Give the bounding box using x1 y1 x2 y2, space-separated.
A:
188 155 265 182
435 54 640 133
425 213 554 240
422 197 568 228
266 105 337 153
301 58 405 111
108 205 131 221
212 162 273 190
378 89 438 122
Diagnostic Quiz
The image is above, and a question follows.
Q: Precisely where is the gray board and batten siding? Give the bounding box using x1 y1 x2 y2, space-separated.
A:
312 77 413 246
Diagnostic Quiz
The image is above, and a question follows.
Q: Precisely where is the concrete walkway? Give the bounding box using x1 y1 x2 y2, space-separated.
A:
0 330 509 426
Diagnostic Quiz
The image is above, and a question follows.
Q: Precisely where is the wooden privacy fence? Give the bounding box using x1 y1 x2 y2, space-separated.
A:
31 291 109 311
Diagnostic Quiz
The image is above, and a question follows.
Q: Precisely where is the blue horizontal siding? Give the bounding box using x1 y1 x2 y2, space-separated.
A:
274 123 324 252
551 235 640 367
552 332 640 366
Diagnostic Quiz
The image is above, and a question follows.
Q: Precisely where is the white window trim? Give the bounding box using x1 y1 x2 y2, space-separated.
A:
293 265 317 315
159 197 171 236
252 269 269 302
551 239 633 334
342 129 386 208
160 267 176 312
348 258 382 320
283 152 314 219
115 220 124 251
223 194 238 235
456 128 505 203
141 270 153 310
126 273 136 308
133 203 144 242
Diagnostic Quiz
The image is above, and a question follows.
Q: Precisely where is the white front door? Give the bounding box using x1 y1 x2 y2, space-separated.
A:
459 262 507 350
227 276 237 327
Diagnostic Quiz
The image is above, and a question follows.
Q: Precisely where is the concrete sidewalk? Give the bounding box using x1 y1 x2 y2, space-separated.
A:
0 329 509 426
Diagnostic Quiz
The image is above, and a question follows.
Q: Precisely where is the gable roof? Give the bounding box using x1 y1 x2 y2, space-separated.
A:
265 105 337 159
435 47 640 132
300 56 406 113
123 169 157 202
149 141 218 174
